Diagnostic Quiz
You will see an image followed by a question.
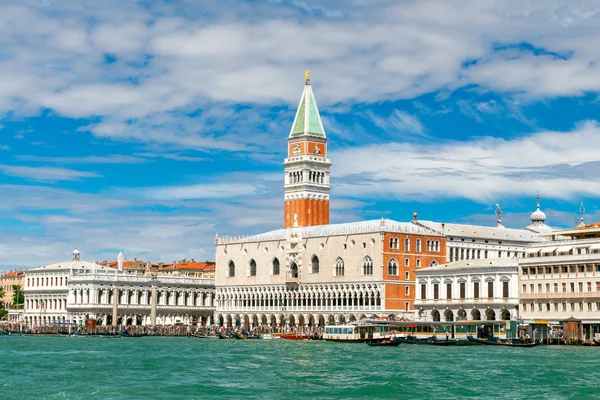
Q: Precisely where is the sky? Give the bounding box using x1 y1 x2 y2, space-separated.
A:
2 0 600 270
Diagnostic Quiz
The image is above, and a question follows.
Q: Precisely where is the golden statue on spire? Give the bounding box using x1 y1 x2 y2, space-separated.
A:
305 70 310 82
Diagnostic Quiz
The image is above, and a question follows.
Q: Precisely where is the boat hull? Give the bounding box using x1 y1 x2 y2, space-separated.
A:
467 336 541 347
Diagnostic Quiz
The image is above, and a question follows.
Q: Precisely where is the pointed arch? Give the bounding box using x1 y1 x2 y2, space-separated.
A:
387 258 398 276
416 239 422 252
290 262 298 278
272 257 280 275
404 237 410 252
228 261 235 277
430 260 438 267
311 255 319 274
363 256 373 275
249 259 257 276
335 258 344 276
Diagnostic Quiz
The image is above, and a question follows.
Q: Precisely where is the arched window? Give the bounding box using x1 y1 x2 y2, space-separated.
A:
291 262 298 278
228 261 235 277
416 239 421 252
272 258 280 275
335 258 345 276
427 240 431 251
435 241 440 252
404 238 410 252
389 237 394 248
311 255 320 274
363 256 373 275
388 259 398 276
430 260 438 267
249 259 257 276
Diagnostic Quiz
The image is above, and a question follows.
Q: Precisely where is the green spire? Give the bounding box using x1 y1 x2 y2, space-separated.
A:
289 72 326 138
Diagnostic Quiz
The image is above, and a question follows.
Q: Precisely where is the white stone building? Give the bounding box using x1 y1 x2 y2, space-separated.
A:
412 201 548 263
67 270 215 326
23 250 215 327
519 223 600 325
215 219 446 328
23 249 114 326
414 258 520 322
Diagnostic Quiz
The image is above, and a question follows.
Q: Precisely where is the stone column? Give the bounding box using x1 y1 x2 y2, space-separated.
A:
151 287 157 326
112 287 118 326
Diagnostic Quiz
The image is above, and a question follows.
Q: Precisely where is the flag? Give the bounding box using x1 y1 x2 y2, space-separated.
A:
280 300 285 311
37 299 41 309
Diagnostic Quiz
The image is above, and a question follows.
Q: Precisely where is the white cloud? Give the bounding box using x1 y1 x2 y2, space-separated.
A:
332 121 600 202
0 165 101 182
0 0 599 150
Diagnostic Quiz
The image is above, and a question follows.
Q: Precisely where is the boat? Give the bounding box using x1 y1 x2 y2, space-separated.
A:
121 332 146 338
234 332 247 340
261 334 281 340
403 335 457 346
196 334 218 339
365 338 403 347
467 336 541 347
218 333 233 339
281 332 310 340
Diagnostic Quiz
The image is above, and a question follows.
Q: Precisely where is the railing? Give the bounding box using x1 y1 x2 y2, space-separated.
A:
217 305 382 313
67 304 215 310
520 253 600 265
414 298 516 305
520 292 600 300
68 273 214 286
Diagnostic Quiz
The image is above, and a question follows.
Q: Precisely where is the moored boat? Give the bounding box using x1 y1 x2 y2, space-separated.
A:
365 338 403 347
234 332 247 340
281 332 310 340
121 332 146 338
467 336 541 347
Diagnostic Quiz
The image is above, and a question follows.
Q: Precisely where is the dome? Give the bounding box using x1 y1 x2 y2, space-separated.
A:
72 248 80 254
530 206 546 223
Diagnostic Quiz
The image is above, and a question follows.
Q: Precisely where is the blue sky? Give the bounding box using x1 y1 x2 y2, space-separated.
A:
2 0 600 269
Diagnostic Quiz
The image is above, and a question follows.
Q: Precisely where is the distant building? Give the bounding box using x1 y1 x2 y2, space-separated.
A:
519 222 600 327
414 258 519 322
1 269 24 309
23 250 216 327
412 202 547 263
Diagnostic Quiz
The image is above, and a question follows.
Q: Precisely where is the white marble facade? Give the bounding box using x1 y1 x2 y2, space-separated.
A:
414 258 520 322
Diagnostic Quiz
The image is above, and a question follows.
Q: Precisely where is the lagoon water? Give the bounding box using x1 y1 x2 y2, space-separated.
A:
2 336 600 399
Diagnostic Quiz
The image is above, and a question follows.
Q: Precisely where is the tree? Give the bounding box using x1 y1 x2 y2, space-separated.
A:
0 286 6 320
12 285 24 309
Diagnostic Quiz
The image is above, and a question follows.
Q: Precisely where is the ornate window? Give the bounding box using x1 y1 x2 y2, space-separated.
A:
311 255 320 274
228 261 235 277
404 237 410 252
389 237 399 249
430 260 438 267
272 258 280 275
249 259 257 276
363 256 373 275
291 262 298 278
335 258 345 276
416 239 421 252
388 259 398 276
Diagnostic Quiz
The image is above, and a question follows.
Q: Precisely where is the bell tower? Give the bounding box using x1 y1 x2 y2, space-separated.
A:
283 71 331 229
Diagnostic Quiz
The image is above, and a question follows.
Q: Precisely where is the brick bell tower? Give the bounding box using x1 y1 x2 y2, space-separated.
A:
283 71 331 229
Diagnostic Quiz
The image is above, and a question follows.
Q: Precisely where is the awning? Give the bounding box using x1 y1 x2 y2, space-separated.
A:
526 248 542 254
589 243 600 250
540 247 556 254
556 246 573 253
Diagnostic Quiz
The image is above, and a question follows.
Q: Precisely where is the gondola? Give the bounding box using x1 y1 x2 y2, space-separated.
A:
403 335 457 346
234 332 247 340
218 333 233 339
365 338 403 347
197 334 218 339
467 336 541 347
121 332 146 337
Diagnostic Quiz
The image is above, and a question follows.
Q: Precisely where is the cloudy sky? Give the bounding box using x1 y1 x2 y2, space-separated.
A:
1 0 600 270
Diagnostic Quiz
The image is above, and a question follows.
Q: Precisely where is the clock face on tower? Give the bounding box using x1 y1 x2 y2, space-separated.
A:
313 145 320 154
293 144 301 155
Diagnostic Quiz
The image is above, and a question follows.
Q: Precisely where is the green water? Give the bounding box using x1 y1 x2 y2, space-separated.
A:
1 337 600 399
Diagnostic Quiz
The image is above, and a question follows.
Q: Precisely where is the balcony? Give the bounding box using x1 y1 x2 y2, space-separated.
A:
520 253 600 266
520 291 600 300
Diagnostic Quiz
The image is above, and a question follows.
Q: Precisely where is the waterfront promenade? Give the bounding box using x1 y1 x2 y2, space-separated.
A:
1 335 599 399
